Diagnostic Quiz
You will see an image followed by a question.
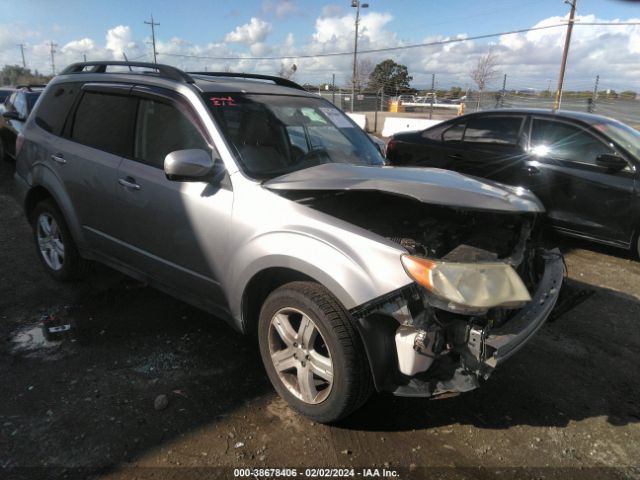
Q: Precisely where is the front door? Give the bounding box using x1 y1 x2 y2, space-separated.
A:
525 116 635 245
113 89 233 309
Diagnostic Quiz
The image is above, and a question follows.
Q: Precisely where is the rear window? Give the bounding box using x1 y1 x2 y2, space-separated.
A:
463 116 523 145
71 91 137 156
35 83 82 136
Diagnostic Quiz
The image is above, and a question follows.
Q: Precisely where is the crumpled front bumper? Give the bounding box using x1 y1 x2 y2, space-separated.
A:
352 248 565 398
482 248 564 368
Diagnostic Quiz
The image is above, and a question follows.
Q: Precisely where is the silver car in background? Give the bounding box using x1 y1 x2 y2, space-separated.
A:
15 62 564 422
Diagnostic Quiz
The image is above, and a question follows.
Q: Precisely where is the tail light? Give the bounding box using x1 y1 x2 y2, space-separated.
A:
386 138 397 160
16 132 25 158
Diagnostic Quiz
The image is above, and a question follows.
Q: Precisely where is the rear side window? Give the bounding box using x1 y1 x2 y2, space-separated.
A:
35 83 82 136
134 99 209 169
71 91 137 156
442 123 465 142
463 116 523 145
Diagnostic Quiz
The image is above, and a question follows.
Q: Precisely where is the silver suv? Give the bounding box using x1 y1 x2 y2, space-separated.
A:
15 62 564 422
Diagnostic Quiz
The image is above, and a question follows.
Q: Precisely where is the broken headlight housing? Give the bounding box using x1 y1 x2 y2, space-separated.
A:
401 255 531 311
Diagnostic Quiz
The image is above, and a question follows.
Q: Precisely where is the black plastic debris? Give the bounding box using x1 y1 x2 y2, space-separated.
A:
41 311 74 341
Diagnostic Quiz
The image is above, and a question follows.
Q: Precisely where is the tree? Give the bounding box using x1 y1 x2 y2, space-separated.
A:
367 59 413 96
469 49 499 108
355 58 373 92
1 65 52 86
277 63 297 80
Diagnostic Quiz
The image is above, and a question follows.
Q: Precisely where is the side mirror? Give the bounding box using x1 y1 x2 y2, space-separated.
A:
596 153 627 172
164 149 223 182
2 110 20 121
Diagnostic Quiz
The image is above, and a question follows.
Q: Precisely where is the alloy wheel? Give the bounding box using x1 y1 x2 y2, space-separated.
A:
268 307 334 404
36 212 65 271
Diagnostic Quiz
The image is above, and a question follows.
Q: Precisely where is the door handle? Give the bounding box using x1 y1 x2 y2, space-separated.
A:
51 153 66 164
448 153 463 160
118 177 141 190
523 165 540 175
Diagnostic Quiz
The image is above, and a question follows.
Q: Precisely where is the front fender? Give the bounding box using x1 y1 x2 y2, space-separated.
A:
226 230 413 323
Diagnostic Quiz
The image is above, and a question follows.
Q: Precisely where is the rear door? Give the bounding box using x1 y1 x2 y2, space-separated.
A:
62 84 137 256
525 116 635 245
449 114 527 182
113 86 232 309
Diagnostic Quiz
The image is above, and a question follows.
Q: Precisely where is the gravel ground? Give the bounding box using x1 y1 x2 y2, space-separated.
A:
1 158 639 480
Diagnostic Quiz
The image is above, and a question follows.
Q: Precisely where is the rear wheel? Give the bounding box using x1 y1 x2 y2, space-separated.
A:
258 281 373 423
0 138 6 161
31 199 90 281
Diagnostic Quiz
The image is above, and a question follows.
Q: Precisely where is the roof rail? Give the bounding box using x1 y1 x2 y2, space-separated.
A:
188 72 306 91
15 84 47 91
60 61 195 84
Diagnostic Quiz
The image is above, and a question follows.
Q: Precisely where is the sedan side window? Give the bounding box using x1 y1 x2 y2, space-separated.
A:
442 123 465 142
463 116 523 145
134 99 210 169
530 119 614 166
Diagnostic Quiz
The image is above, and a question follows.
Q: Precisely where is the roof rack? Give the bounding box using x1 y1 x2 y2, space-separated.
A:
60 61 195 84
188 72 306 91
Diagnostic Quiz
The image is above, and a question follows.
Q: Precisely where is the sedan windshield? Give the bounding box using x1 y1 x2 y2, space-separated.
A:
593 119 640 159
203 93 384 179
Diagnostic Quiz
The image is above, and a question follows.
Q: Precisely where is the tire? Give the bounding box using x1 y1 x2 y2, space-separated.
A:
0 137 6 162
258 281 373 423
31 199 90 281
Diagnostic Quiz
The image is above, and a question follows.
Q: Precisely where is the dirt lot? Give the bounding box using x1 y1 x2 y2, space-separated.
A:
1 158 639 480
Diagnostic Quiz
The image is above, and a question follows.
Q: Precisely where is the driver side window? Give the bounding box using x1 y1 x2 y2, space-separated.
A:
530 118 614 166
134 98 210 169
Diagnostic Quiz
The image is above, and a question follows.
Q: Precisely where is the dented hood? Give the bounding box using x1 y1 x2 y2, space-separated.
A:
264 164 544 213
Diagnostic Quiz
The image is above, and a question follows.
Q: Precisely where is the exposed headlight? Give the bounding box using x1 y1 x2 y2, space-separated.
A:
401 255 531 309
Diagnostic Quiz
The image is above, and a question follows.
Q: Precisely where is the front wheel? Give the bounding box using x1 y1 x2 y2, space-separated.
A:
258 281 373 423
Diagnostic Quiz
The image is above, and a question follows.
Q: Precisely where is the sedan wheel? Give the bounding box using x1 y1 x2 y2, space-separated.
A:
258 281 373 423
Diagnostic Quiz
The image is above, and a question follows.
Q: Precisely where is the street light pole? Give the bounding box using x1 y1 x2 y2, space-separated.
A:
351 1 369 113
553 0 577 112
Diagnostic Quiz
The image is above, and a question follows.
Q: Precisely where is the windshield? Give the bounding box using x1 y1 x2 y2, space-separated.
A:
593 119 640 159
203 93 384 179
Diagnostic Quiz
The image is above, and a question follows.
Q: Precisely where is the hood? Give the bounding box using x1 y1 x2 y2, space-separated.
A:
264 164 544 213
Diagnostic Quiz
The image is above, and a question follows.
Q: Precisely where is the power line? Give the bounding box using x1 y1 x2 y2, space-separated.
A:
156 21 640 62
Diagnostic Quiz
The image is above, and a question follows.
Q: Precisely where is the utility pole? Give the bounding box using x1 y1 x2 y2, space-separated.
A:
553 0 577 111
48 41 57 75
500 73 507 108
332 73 336 104
429 73 435 119
144 14 160 64
83 52 87 62
351 1 369 113
17 44 26 68
590 74 599 113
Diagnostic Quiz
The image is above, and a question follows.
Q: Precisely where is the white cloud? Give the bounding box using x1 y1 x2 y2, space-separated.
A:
105 25 137 58
262 0 297 18
224 17 272 45
2 13 640 93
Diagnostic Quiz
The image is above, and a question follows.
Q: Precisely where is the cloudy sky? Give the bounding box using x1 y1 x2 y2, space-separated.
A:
2 0 640 92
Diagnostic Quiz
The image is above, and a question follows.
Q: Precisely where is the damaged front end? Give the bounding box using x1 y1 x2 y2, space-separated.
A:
295 189 564 398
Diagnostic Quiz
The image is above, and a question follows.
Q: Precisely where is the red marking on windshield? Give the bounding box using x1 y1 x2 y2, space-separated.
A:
210 96 236 106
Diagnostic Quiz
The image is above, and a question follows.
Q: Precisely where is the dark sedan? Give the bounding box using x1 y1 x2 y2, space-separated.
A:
0 85 44 161
386 109 640 257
